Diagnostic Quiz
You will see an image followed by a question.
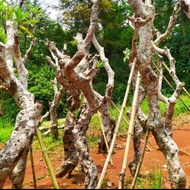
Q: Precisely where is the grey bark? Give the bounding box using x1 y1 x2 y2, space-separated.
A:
46 0 115 188
49 79 65 139
54 89 80 178
0 19 42 189
127 1 186 188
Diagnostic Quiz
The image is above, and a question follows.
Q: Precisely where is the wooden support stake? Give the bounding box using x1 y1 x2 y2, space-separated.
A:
131 129 150 189
29 144 37 189
118 71 141 189
96 58 136 189
111 101 152 151
36 128 60 189
98 111 113 166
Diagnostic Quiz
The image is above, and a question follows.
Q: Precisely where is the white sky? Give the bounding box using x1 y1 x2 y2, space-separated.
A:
37 0 60 20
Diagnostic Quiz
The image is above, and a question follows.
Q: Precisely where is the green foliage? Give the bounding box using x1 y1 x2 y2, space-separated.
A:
109 104 129 135
124 167 162 189
32 134 63 152
0 92 19 123
136 176 144 188
154 1 190 92
0 28 6 43
174 94 190 116
0 119 13 143
140 95 190 117
28 64 55 114
97 60 103 69
27 59 67 117
147 166 162 189
28 63 67 118
0 0 16 21
0 1 42 37
123 48 131 63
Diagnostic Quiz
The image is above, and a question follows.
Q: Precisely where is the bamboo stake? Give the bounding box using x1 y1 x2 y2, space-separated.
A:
36 128 60 189
111 101 129 125
161 61 190 98
163 74 190 111
97 111 113 166
131 129 150 189
153 62 190 111
29 144 37 189
111 101 152 151
96 58 136 189
118 71 141 189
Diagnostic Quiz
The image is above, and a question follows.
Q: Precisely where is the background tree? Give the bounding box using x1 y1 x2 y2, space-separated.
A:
1 0 190 125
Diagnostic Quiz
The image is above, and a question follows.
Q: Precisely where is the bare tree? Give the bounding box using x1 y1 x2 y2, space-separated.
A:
126 0 187 188
45 0 115 188
0 1 43 188
0 21 42 189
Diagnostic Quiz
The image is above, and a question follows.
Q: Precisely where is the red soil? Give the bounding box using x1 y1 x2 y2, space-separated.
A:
2 115 190 189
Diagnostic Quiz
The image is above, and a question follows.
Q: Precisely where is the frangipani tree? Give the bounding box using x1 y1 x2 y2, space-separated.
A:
45 0 115 188
123 0 190 188
0 0 43 188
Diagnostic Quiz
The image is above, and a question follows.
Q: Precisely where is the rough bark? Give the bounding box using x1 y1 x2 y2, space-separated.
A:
54 89 80 178
46 0 115 188
181 0 190 18
0 19 42 189
128 0 186 188
45 48 64 138
49 79 65 139
54 110 78 178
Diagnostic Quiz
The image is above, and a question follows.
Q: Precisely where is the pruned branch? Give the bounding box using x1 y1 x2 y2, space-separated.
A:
23 38 37 65
92 35 115 103
13 32 28 89
154 2 180 45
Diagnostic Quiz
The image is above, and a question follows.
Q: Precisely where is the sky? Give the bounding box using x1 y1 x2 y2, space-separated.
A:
37 0 60 20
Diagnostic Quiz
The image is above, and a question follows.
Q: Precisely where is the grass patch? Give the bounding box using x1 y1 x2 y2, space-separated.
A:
147 166 162 189
124 166 162 189
32 134 63 152
0 127 13 143
140 94 190 117
1 94 190 149
0 118 13 143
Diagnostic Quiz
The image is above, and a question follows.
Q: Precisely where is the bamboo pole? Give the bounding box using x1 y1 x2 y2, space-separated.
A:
29 144 37 189
118 71 141 189
131 129 150 189
111 101 152 151
111 101 129 125
97 111 113 166
153 62 190 111
36 128 60 189
96 58 136 189
161 61 190 98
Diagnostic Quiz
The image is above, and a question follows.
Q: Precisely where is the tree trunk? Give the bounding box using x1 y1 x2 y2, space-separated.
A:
0 19 42 188
55 92 79 178
128 1 186 188
9 148 29 189
72 102 98 188
45 1 114 188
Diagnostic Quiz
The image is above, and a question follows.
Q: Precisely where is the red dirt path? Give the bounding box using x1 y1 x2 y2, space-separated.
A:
2 115 190 189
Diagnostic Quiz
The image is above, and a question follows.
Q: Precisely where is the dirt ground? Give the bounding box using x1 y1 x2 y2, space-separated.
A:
2 114 190 189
